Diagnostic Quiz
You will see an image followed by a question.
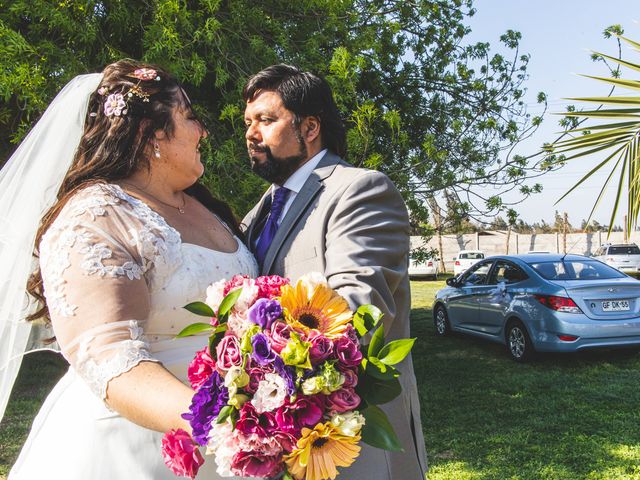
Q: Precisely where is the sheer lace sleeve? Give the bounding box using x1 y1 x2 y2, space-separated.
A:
39 185 161 401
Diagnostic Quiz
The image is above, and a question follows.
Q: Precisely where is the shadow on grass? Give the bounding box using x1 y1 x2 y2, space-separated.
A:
411 306 640 480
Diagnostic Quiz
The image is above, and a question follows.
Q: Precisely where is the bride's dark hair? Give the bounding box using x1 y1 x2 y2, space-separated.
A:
27 58 241 322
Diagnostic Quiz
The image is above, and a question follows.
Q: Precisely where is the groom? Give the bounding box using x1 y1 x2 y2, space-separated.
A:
241 64 427 479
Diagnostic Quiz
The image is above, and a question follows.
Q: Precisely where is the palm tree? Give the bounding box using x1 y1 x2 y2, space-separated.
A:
548 34 640 234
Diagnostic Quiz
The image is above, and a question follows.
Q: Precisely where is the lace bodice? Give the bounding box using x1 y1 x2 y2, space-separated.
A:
40 183 257 399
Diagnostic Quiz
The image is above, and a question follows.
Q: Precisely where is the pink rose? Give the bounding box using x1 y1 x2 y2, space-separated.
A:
231 451 283 478
255 275 290 299
215 334 242 373
266 321 292 353
326 387 361 413
308 332 334 363
338 365 359 388
334 335 363 367
161 429 204 479
187 347 216 390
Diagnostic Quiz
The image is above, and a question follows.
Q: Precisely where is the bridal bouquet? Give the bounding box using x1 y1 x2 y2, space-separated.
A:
162 273 415 480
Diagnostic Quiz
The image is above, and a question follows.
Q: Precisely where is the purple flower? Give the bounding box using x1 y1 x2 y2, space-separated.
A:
248 298 282 330
274 357 297 395
181 371 228 445
251 333 277 366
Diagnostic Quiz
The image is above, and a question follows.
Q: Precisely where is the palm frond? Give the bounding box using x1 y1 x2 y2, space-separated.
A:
549 35 640 231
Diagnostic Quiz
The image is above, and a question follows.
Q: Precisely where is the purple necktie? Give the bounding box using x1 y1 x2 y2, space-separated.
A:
255 187 291 268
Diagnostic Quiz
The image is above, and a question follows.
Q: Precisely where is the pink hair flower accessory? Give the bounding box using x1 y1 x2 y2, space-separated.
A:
132 68 160 81
104 93 126 117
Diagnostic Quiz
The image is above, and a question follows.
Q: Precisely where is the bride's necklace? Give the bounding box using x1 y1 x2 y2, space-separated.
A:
121 182 187 214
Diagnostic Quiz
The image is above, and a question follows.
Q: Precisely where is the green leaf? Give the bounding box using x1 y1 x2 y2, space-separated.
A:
364 357 400 381
216 405 235 424
367 325 385 358
209 324 228 353
353 304 383 337
378 338 416 366
176 322 214 338
184 301 215 317
361 405 404 452
282 472 294 480
356 372 401 405
218 288 242 321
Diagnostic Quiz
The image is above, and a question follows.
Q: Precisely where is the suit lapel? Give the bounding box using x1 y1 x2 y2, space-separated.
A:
261 152 342 273
245 189 272 248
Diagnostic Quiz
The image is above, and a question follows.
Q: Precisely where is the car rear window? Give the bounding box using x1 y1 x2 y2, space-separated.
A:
460 252 484 259
608 245 640 255
530 260 625 280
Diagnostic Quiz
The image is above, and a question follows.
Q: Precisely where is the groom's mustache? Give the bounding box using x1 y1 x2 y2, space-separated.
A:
248 143 271 156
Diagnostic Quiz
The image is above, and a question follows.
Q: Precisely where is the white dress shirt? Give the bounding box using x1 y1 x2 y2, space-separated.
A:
274 148 327 225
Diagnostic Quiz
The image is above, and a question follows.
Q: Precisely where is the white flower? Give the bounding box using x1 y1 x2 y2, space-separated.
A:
298 271 329 296
330 411 366 437
206 422 236 477
226 310 253 338
251 373 287 413
233 279 259 312
205 280 226 310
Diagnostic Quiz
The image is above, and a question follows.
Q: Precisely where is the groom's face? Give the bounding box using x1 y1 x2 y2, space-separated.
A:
244 90 308 185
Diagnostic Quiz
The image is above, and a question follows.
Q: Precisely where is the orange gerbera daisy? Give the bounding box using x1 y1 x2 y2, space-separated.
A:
279 276 353 339
284 422 361 480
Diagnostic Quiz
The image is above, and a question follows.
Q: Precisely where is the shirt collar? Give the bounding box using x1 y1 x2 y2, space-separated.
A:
274 149 327 195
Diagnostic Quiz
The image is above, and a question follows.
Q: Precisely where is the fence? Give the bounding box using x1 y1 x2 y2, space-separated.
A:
411 231 640 272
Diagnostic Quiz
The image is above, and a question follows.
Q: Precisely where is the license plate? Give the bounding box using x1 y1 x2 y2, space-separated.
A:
602 300 630 312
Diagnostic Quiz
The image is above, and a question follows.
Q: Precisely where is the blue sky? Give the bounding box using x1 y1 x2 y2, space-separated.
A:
465 1 638 227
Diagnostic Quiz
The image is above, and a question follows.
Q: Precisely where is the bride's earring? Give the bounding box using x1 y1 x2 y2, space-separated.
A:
153 142 161 159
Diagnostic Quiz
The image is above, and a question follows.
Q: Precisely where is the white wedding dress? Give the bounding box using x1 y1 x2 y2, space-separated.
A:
9 183 258 480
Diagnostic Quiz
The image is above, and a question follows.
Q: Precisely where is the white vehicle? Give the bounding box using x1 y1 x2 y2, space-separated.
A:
593 243 640 274
453 250 485 276
408 257 439 279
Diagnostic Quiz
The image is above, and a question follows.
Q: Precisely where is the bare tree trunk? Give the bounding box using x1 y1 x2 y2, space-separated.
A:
428 197 446 273
563 212 568 254
505 227 511 254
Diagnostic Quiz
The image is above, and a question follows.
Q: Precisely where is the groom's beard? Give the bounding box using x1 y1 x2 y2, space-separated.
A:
249 133 308 185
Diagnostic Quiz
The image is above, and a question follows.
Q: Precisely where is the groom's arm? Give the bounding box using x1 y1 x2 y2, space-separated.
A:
324 169 410 334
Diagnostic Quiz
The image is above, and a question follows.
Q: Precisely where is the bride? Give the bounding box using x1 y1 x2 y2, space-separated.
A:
4 59 257 479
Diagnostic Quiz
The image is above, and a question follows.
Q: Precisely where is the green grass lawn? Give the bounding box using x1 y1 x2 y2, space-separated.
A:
2 280 640 479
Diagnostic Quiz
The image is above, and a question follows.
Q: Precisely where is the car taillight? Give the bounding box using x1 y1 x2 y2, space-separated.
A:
455 260 460 266
427 261 433 267
533 294 582 314
558 334 579 342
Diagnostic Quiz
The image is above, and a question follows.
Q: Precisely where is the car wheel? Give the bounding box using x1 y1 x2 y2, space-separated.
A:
433 304 451 336
506 320 534 362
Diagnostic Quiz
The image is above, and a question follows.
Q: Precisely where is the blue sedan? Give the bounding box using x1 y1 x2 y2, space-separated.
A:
433 254 640 361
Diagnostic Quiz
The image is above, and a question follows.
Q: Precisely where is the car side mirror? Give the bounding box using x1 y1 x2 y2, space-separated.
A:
446 277 458 287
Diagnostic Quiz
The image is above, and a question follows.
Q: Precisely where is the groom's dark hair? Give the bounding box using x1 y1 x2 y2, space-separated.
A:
243 64 347 158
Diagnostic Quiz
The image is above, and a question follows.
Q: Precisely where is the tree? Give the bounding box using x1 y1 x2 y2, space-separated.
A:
547 26 640 234
2 0 546 224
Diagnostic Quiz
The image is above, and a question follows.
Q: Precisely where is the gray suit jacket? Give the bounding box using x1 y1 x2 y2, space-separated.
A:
243 152 428 479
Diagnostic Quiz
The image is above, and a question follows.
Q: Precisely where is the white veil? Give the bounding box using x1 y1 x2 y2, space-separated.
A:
0 73 102 422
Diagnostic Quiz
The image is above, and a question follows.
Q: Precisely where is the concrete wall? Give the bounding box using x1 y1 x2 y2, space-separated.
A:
411 231 640 272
